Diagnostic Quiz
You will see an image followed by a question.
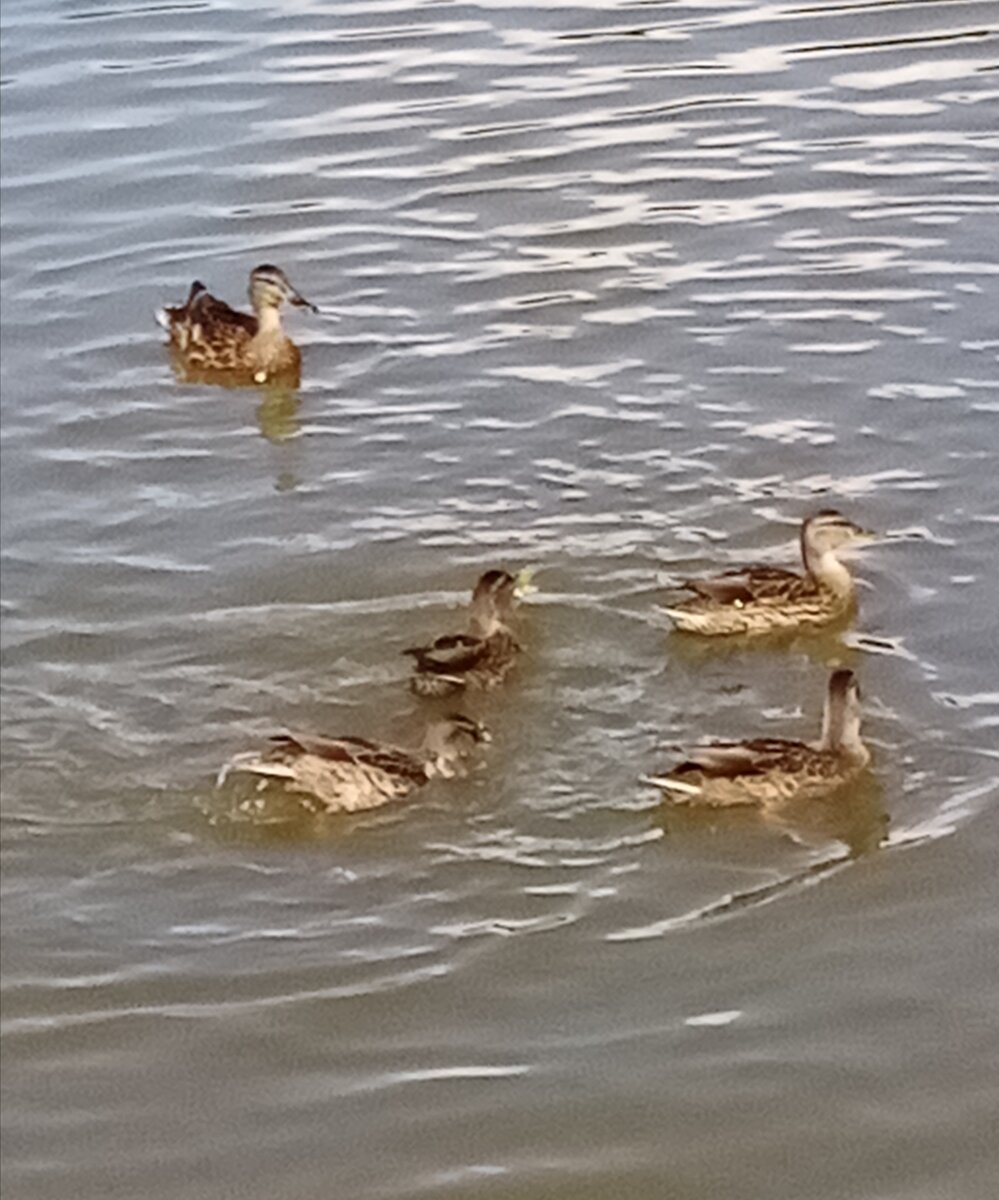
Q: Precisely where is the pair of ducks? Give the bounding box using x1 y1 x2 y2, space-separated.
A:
220 569 529 812
648 508 874 806
220 513 874 816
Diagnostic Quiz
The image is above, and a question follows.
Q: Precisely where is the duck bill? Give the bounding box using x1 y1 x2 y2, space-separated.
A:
287 286 318 314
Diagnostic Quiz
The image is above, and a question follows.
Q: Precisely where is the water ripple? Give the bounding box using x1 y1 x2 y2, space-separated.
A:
3 0 998 1195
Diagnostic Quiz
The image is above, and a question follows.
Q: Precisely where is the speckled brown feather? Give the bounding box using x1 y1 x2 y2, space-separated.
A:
160 277 302 379
269 733 429 788
683 565 814 606
220 716 491 814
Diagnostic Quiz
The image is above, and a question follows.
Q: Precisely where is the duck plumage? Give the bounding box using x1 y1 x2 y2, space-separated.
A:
645 669 871 807
405 570 525 697
157 263 316 384
219 715 491 814
662 510 873 636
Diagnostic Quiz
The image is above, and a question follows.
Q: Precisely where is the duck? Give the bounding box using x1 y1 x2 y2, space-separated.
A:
156 263 317 384
404 569 530 698
661 510 873 636
218 714 491 814
643 668 870 808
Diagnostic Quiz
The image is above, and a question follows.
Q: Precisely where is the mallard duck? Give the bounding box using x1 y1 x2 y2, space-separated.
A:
644 669 870 808
661 510 873 636
157 263 317 383
218 714 491 814
404 569 529 698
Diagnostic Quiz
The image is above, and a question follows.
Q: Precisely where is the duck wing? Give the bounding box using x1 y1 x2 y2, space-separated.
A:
159 280 206 324
675 738 807 778
403 633 490 676
683 566 806 606
187 288 258 338
271 733 426 784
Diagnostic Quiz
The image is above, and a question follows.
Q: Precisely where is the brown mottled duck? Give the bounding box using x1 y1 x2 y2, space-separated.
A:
662 510 874 636
157 263 316 384
218 714 491 814
644 669 871 807
404 569 532 698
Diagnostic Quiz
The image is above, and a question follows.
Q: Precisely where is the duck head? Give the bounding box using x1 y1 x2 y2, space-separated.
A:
423 715 492 777
802 510 874 559
249 264 317 314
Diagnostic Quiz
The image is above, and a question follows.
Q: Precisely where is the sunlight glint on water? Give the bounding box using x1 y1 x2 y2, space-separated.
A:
2 1 998 1197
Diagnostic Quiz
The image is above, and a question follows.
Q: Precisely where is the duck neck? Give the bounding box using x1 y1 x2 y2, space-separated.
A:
802 534 853 598
819 699 869 764
467 598 504 640
836 721 870 765
254 305 285 338
471 615 504 640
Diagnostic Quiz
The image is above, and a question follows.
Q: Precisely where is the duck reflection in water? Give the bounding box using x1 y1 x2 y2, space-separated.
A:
664 615 862 673
655 769 888 859
256 385 302 445
762 773 888 857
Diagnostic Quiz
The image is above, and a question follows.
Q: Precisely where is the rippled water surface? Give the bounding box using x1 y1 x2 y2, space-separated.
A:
2 1 998 1196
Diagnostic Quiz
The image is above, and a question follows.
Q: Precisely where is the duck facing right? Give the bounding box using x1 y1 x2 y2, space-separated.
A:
662 510 874 637
644 669 871 808
157 263 317 385
218 714 491 815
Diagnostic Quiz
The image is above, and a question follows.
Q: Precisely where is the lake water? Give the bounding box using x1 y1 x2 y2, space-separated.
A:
2 1 998 1196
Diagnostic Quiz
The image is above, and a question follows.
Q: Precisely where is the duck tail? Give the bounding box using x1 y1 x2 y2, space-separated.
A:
657 604 707 633
156 281 208 330
408 673 463 698
640 773 703 797
216 751 297 789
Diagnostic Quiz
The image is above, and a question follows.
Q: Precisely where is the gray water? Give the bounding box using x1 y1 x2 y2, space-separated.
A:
2 1 998 1196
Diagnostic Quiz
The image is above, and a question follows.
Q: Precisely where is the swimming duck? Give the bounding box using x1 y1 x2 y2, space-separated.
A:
157 263 317 383
644 669 870 808
661 510 873 636
404 569 527 697
218 714 491 814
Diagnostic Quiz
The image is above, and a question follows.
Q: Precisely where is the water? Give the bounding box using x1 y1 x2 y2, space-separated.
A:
2 0 998 1195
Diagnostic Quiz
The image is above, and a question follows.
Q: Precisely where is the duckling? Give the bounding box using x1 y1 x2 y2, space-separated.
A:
661 510 873 636
404 570 526 698
157 264 317 383
218 714 491 814
644 669 870 808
